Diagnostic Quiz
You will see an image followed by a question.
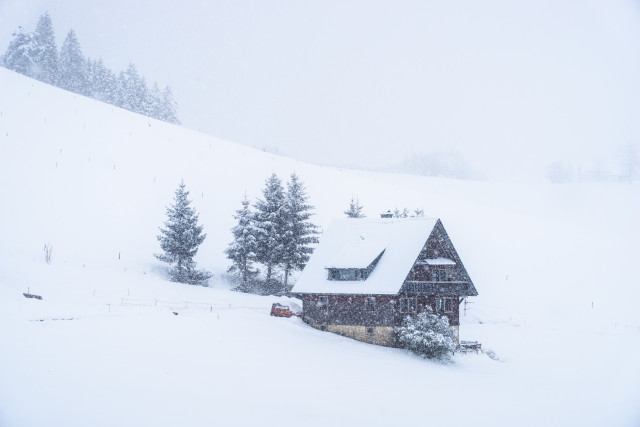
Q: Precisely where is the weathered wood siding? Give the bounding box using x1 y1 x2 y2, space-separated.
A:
301 294 397 327
300 294 460 328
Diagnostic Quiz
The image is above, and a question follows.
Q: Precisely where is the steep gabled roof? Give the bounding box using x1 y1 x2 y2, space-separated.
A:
292 218 438 295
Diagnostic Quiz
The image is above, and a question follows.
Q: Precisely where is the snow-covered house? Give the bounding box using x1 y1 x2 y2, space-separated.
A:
291 218 478 347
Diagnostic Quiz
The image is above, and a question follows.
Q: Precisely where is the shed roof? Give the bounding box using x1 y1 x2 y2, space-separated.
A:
292 218 438 295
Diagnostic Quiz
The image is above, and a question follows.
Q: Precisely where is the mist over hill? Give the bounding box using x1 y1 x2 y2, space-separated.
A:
1 1 638 179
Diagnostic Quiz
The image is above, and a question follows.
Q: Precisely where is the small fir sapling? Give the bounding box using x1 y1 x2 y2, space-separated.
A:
344 196 365 218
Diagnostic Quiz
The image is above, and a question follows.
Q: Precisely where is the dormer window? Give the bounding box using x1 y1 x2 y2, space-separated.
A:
326 249 386 281
327 268 365 281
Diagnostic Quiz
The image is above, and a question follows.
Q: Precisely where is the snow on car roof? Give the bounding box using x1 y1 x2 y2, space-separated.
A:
292 218 438 295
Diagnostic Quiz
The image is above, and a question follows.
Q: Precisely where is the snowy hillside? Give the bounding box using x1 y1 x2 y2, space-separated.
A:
1 67 639 426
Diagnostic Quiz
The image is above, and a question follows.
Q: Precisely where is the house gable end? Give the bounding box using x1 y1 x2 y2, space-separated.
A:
402 219 478 296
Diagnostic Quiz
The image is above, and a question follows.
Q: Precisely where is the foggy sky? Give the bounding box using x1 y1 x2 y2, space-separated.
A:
1 0 639 179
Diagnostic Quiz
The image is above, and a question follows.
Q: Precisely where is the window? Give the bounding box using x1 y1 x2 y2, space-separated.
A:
318 296 328 310
365 297 375 311
327 268 363 281
399 297 416 313
431 268 447 281
436 297 453 314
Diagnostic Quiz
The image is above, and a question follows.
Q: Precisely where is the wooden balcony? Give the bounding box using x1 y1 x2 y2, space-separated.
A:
402 281 477 296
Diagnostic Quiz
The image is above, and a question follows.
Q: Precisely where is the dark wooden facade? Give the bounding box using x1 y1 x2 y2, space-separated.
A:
296 220 477 346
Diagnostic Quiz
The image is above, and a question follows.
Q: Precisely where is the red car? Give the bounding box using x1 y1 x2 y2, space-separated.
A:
270 303 300 318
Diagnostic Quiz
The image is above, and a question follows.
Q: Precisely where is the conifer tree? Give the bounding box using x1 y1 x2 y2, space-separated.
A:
3 27 37 76
118 63 142 112
225 195 259 288
254 173 286 285
161 86 180 124
156 181 211 285
58 29 86 94
345 196 365 218
33 12 58 84
148 82 163 120
281 173 319 288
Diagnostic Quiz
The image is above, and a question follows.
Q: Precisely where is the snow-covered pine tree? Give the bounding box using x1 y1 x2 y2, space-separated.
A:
118 63 142 112
58 29 87 95
155 181 211 286
87 58 117 103
254 173 287 287
161 86 180 124
147 82 163 120
32 12 58 84
281 173 319 288
3 26 38 76
396 308 457 361
225 194 260 290
345 196 365 218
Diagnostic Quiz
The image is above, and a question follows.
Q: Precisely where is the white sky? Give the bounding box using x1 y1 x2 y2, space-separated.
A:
1 0 639 179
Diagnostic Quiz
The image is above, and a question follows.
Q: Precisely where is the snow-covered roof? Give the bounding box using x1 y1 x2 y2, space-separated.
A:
325 236 387 269
292 218 438 295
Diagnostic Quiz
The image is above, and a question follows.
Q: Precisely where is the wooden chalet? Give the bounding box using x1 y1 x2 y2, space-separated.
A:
291 218 477 347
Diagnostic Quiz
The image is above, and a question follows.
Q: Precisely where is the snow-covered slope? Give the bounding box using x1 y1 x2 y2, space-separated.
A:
1 67 639 426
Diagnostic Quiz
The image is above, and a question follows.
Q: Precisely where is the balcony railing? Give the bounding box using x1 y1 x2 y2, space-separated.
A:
403 281 474 295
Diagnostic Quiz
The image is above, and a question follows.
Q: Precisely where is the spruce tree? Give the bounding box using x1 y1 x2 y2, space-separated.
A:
225 195 259 289
33 12 58 84
58 29 86 94
345 196 365 218
254 173 286 286
161 86 180 124
119 63 141 112
281 173 319 288
3 27 37 76
148 83 163 120
156 181 211 285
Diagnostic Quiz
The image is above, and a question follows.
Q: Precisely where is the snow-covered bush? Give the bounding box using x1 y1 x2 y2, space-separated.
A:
396 309 457 361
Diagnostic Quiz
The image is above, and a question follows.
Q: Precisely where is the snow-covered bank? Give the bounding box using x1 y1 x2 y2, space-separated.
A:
1 68 639 426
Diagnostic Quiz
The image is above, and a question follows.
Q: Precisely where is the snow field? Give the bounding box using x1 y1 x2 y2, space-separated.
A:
1 67 639 426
